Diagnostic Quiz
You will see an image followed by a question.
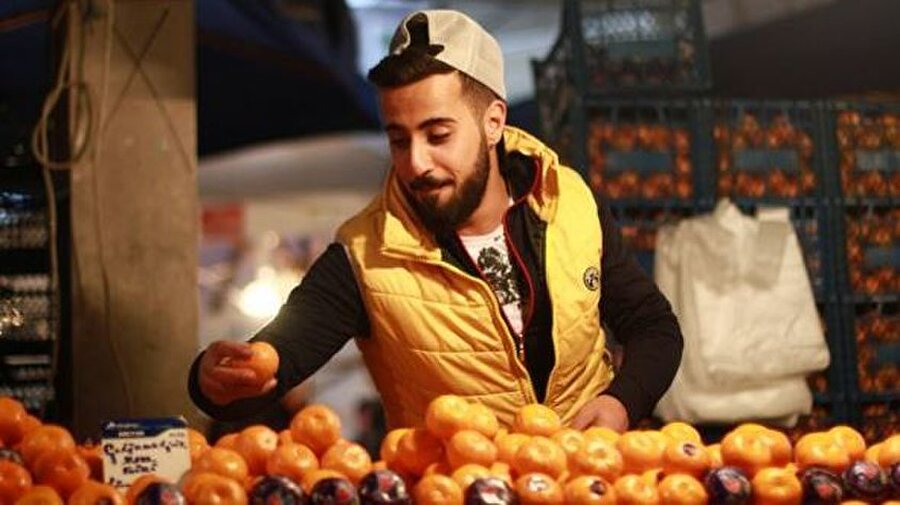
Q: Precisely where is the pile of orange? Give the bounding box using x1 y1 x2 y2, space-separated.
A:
2 394 900 504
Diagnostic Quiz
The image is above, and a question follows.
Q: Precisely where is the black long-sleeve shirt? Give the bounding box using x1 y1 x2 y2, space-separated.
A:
189 197 683 427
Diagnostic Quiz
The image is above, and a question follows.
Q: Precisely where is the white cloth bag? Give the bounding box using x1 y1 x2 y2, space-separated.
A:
654 199 830 425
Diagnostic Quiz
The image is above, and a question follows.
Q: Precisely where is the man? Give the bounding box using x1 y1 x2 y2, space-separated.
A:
190 9 682 432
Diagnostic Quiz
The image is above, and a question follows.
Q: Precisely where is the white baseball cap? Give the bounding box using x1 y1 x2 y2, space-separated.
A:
388 9 507 100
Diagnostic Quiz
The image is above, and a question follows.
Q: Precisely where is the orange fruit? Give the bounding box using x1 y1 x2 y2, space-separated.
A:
563 475 616 504
613 474 660 505
488 462 514 487
425 395 471 440
515 473 564 504
68 481 124 505
551 428 585 461
751 466 802 505
469 403 499 439
277 429 293 447
289 405 342 456
234 425 279 476
512 405 561 437
75 444 103 481
512 436 567 480
496 433 531 466
265 442 319 484
392 428 444 477
379 428 410 467
657 474 707 505
423 459 452 477
734 423 768 434
583 427 620 446
878 434 900 467
187 428 210 463
194 447 250 482
17 425 76 469
720 429 772 477
13 484 63 505
31 448 90 499
759 429 793 467
446 430 497 470
660 422 702 445
182 471 247 505
320 441 372 485
414 474 463 505
794 432 850 473
0 397 27 447
616 431 664 475
19 416 41 439
569 437 623 483
230 342 279 386
828 426 866 462
864 442 881 463
707 443 723 468
450 463 491 492
661 441 710 479
215 433 239 451
124 474 166 505
299 469 346 494
0 459 32 504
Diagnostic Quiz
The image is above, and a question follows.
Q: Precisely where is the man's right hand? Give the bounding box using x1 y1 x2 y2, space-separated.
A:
198 340 278 406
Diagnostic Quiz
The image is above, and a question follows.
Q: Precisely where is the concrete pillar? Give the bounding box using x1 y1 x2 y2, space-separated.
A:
70 0 200 439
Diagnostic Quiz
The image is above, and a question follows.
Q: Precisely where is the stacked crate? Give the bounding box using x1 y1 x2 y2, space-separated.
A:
532 0 862 433
825 102 900 443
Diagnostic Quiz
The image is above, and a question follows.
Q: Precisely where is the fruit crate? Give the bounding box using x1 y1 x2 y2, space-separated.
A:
608 205 698 275
836 207 900 297
532 35 575 152
858 400 900 445
823 101 900 201
712 100 826 204
842 301 899 399
584 98 708 205
565 0 711 93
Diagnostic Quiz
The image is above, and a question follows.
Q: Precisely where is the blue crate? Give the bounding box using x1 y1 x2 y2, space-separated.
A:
822 101 900 200
834 207 900 296
711 100 828 202
567 0 711 93
583 98 708 204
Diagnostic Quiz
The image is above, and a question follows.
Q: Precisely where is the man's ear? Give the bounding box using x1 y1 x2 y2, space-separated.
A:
483 99 507 146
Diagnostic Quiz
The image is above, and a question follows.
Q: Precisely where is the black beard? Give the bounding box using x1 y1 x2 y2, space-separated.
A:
405 137 491 236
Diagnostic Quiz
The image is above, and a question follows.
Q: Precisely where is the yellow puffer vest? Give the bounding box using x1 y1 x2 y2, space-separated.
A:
336 127 613 429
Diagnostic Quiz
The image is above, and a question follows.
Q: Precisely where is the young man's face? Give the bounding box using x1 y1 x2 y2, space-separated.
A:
378 72 493 235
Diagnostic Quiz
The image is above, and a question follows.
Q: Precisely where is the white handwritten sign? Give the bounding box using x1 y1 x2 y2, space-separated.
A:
101 417 191 492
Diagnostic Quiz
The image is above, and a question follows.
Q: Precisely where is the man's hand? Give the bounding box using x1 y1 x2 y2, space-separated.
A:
198 340 278 406
570 394 629 433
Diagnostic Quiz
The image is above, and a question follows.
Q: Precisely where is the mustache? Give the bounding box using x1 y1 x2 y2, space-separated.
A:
409 174 449 191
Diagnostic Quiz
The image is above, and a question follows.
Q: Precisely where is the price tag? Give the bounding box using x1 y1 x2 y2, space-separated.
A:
101 417 191 492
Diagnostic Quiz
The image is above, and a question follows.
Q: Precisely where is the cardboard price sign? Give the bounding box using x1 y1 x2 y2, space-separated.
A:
101 417 191 491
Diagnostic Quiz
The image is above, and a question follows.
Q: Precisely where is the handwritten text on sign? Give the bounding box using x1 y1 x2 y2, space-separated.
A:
101 417 191 491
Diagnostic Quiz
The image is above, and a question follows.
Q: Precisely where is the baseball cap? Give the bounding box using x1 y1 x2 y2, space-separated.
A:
387 9 507 100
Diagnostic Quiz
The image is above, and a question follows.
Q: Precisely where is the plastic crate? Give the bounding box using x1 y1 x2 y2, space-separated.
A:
570 0 710 93
840 208 900 296
532 36 575 148
858 401 899 445
712 100 824 202
585 98 705 203
845 301 899 397
609 206 696 275
825 101 900 199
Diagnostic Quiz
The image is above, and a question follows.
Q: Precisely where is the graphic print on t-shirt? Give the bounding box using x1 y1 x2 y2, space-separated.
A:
460 225 524 335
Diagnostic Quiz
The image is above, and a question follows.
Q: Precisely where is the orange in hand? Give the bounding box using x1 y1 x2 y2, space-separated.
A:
230 342 279 386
